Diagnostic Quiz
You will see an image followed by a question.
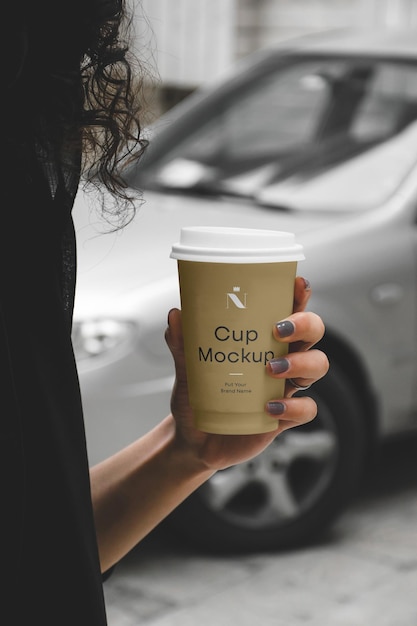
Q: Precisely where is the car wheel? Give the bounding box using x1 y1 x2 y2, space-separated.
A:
167 362 369 553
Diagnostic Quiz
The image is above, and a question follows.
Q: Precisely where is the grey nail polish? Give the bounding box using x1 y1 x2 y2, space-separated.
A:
267 401 286 415
269 357 289 374
276 320 295 338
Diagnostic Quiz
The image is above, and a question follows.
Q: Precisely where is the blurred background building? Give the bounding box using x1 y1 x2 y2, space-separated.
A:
139 0 417 115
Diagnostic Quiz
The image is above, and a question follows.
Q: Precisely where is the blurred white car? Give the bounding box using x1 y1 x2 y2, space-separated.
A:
73 28 417 553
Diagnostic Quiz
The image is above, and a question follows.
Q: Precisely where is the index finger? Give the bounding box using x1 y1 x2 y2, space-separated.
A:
293 276 311 313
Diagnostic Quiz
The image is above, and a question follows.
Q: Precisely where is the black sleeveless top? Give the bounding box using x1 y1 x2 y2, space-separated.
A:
0 145 108 624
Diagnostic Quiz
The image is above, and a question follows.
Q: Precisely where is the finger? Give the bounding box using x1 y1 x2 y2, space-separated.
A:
293 276 311 313
273 311 325 351
265 396 318 432
266 348 329 391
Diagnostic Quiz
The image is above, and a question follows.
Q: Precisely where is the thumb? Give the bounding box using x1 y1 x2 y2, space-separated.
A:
165 308 186 368
165 308 191 416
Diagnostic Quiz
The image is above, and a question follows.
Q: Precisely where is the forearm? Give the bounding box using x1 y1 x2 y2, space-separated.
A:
90 415 214 573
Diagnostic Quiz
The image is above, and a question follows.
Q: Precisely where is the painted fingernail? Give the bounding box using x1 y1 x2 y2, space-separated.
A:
276 320 295 338
302 277 311 290
266 401 286 415
269 357 289 374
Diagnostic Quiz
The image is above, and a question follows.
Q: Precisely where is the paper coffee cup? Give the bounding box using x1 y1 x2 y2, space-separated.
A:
170 226 304 434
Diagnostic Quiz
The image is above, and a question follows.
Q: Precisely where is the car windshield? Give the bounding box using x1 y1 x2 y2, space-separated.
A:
134 55 417 211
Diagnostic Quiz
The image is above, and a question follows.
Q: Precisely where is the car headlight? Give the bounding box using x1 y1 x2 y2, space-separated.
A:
72 319 136 361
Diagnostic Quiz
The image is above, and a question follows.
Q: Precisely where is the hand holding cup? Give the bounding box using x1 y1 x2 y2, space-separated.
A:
165 276 328 471
165 227 328 470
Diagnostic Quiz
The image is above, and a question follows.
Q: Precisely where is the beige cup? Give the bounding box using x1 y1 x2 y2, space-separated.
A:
170 226 304 434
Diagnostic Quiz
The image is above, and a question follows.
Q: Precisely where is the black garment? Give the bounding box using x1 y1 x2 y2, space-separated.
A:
1 148 108 624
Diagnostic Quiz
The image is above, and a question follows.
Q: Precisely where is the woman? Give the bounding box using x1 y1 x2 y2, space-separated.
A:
2 1 328 623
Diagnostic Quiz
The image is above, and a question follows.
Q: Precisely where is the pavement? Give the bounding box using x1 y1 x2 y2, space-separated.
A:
103 434 417 626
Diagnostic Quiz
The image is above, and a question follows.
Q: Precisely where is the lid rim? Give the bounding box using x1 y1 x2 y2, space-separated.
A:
170 226 304 262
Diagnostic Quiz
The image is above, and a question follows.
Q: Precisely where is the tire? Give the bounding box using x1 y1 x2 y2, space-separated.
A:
166 362 369 553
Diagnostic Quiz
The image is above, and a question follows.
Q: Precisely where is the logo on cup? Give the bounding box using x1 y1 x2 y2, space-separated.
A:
226 286 247 309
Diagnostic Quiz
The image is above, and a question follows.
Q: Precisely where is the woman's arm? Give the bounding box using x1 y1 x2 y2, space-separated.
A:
90 414 213 573
90 277 329 572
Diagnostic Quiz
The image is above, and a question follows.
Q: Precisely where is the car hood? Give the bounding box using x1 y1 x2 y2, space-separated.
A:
73 187 355 318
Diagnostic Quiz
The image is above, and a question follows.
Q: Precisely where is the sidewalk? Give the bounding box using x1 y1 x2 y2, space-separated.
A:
103 435 417 626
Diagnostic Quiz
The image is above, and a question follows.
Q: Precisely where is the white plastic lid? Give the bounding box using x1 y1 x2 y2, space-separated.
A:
170 226 304 263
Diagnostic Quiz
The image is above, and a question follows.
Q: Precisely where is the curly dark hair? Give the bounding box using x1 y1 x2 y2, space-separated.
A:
7 0 150 225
